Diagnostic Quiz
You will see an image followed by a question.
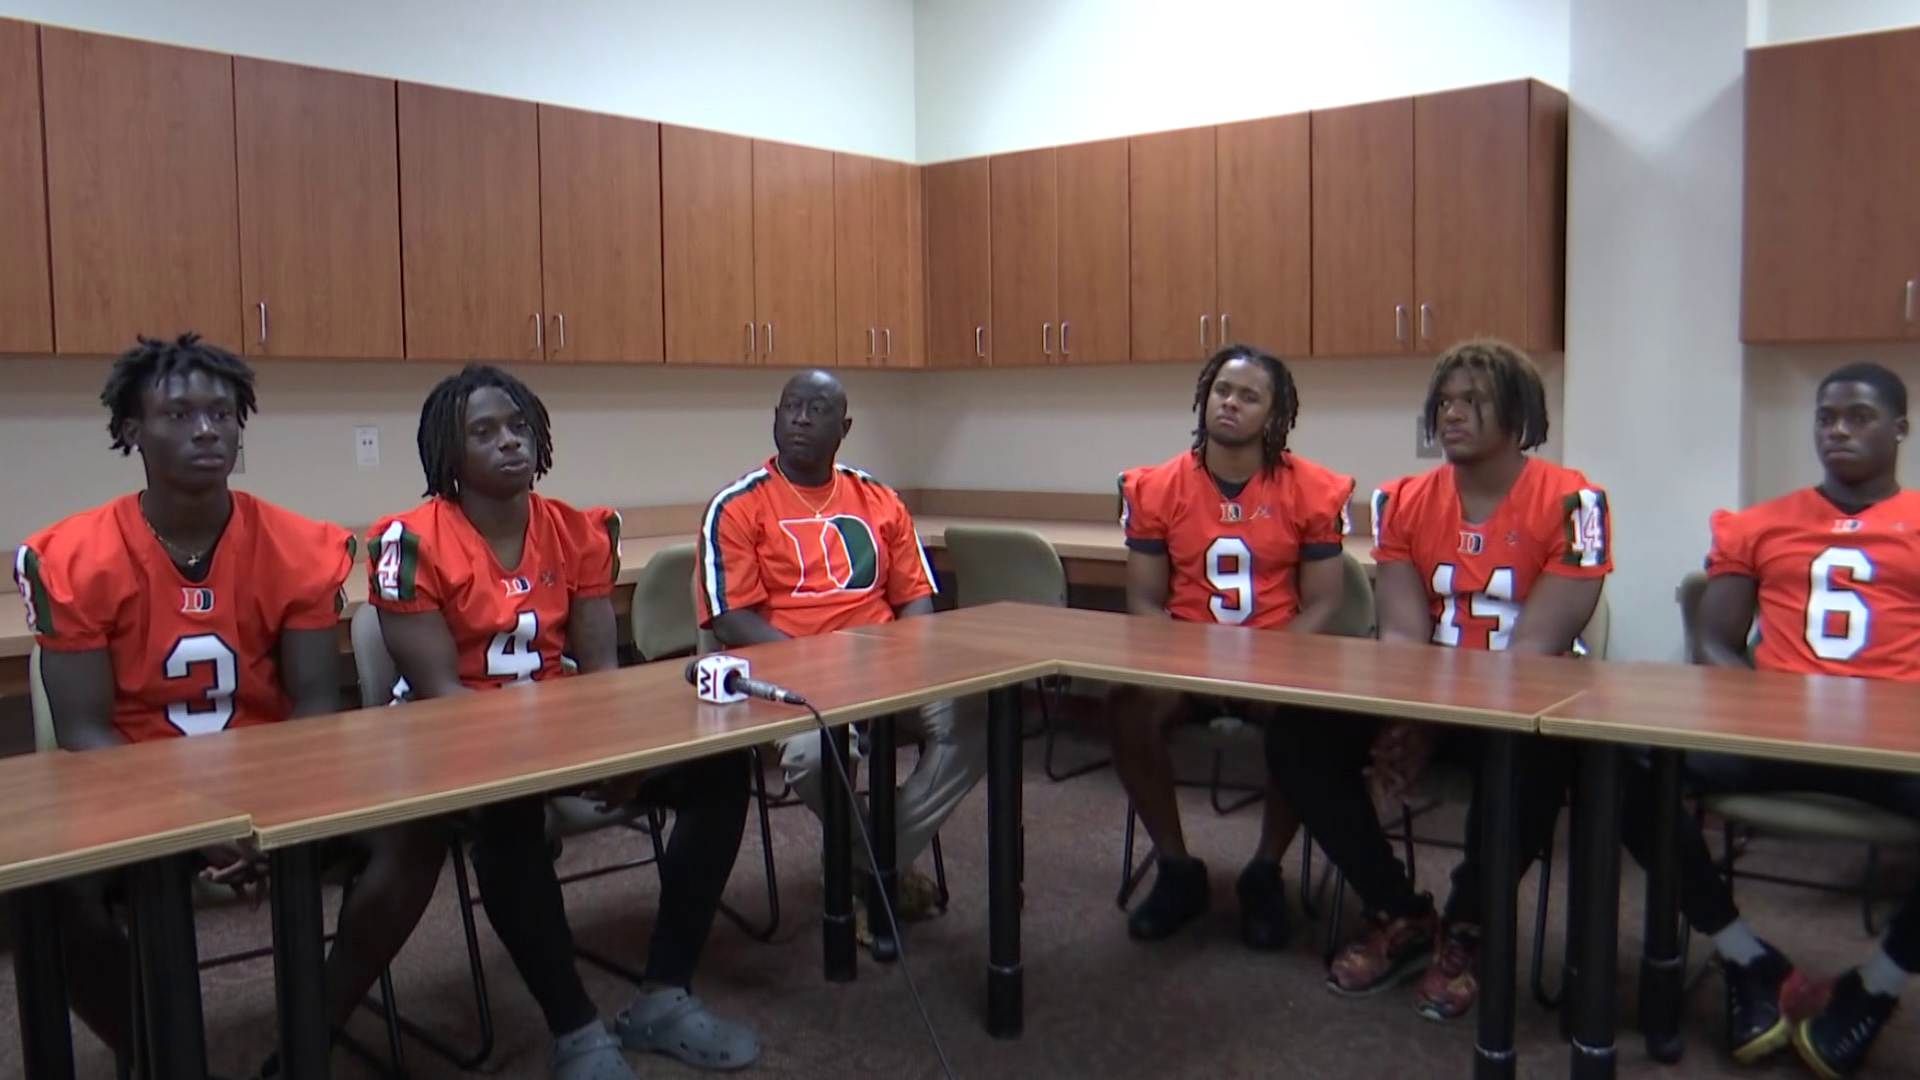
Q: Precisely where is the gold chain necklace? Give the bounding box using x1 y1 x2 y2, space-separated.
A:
140 494 217 570
775 462 840 518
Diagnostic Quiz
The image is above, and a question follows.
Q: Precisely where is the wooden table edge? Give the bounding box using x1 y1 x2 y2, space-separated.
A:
253 662 1052 850
1537 715 1920 773
0 814 254 893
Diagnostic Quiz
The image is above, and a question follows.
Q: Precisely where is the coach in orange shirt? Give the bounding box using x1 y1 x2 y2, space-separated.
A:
698 370 986 943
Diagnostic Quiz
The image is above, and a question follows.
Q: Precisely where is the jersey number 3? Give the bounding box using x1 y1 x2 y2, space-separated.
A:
1806 546 1872 661
487 611 542 683
164 634 238 736
1205 537 1254 624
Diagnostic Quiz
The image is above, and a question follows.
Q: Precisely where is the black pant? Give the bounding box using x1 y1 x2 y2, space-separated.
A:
469 750 751 1036
1266 717 1736 932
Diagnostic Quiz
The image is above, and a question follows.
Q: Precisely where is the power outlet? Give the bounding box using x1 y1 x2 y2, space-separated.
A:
355 426 380 468
1414 415 1441 459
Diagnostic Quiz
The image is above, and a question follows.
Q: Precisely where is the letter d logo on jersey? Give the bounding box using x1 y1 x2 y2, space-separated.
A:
180 587 215 614
779 514 880 597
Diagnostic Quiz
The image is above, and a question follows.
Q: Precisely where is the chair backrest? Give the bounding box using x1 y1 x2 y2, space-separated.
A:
27 646 55 753
630 542 699 661
942 525 1068 609
349 602 399 708
1327 553 1376 638
1677 570 1708 660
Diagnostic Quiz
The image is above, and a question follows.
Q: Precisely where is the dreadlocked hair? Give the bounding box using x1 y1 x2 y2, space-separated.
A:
1422 338 1550 451
1190 344 1300 471
417 363 554 498
100 333 257 456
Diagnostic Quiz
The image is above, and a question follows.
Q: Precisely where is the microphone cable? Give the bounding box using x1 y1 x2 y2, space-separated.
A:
801 700 959 1080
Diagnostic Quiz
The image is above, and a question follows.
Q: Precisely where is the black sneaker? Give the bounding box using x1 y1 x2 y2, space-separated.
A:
1236 859 1291 952
1127 855 1209 940
1794 971 1898 1079
1724 940 1797 1063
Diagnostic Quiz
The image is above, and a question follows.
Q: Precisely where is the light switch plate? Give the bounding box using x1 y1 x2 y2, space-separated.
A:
355 426 380 468
1415 415 1441 459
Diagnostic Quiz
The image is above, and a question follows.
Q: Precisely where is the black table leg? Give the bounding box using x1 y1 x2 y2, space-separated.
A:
868 714 900 963
1561 765 1586 1043
1476 731 1520 1080
128 855 208 1080
269 844 331 1079
1639 748 1686 1064
1569 741 1622 1080
11 885 75 1080
986 685 1024 1039
821 722 857 982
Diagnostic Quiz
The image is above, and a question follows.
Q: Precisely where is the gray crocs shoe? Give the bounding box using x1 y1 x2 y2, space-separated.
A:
616 988 761 1072
551 1022 637 1080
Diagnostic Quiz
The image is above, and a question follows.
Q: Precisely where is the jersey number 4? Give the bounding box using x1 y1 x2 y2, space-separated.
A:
164 634 238 737
1806 546 1872 661
487 611 542 683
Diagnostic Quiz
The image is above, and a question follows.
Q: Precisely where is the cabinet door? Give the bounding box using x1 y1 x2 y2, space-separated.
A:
0 19 51 354
1744 29 1920 343
752 140 837 367
234 59 401 360
1130 127 1216 362
398 85 542 362
873 160 924 368
538 106 664 363
662 126 754 363
833 153 878 367
924 158 991 367
1057 139 1130 364
1414 82 1532 351
1311 99 1414 357
41 29 241 354
1217 114 1311 358
990 148 1057 366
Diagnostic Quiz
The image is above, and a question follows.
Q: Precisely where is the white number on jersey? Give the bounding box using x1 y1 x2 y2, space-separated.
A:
1431 564 1520 650
1205 537 1254 625
486 611 542 683
164 634 239 736
1805 546 1872 661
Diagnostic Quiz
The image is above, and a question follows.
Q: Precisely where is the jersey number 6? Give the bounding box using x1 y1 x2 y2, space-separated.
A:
1806 546 1872 661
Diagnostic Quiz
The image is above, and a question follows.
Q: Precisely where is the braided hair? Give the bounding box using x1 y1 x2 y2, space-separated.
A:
1190 344 1300 471
100 333 256 455
416 364 553 498
1422 339 1550 451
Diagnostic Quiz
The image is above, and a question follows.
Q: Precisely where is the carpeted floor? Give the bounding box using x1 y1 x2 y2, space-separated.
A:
0 727 1914 1080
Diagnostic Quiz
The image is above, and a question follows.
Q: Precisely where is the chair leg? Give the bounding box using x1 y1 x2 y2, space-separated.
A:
1530 830 1561 1010
1324 870 1350 964
1116 803 1156 909
575 809 667 987
1400 802 1418 892
1041 677 1109 782
364 839 497 1072
717 746 784 942
1297 835 1320 921
931 834 952 911
1862 844 1882 938
1208 749 1261 815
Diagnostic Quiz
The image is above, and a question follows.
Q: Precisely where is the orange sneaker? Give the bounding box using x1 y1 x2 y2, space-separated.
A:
1413 922 1481 1021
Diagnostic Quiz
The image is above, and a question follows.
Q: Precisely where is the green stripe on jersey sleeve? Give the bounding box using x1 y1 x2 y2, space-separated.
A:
372 521 423 602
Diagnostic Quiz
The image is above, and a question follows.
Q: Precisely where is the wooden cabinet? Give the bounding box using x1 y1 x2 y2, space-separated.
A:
0 19 51 355
990 141 1129 366
398 85 543 362
538 106 664 363
1313 81 1563 357
834 154 879 367
872 160 924 368
833 155 923 368
40 29 241 354
752 140 837 367
1744 28 1920 344
924 158 992 367
234 59 401 360
662 125 755 363
1130 116 1311 363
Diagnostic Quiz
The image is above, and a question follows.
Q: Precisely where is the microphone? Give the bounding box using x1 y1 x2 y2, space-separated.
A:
684 655 809 706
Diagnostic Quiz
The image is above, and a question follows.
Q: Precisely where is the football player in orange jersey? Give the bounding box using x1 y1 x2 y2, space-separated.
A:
1692 362 1920 1077
12 335 444 1071
699 370 981 956
374 365 756 1079
1113 345 1354 950
1266 341 1608 1020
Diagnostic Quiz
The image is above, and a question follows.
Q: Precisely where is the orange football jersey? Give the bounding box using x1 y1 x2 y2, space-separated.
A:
1371 458 1611 651
367 493 621 691
1119 452 1355 629
13 492 353 742
698 459 935 638
1707 487 1920 681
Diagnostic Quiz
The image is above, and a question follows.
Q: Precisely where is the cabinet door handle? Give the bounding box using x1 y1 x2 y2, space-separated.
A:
1907 280 1918 324
1219 313 1229 346
1419 303 1432 342
884 327 892 358
1043 322 1052 355
1061 322 1071 356
1395 305 1408 343
746 321 755 356
1199 314 1209 352
257 301 268 345
553 313 566 351
975 325 985 358
765 322 774 355
532 312 543 352
868 327 876 358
